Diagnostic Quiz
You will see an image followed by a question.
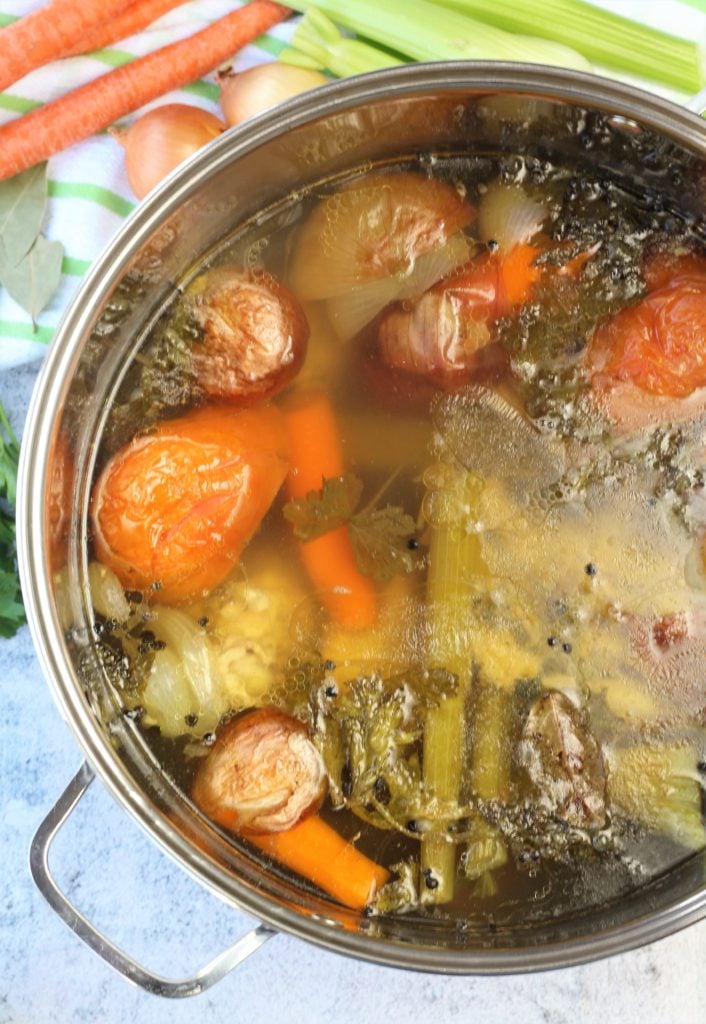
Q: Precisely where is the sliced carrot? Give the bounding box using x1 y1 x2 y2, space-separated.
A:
499 242 542 309
63 0 189 58
283 392 378 630
0 0 290 181
0 0 134 93
249 814 390 910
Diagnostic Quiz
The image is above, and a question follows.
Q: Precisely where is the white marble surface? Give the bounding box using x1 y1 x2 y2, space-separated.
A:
3 360 706 1023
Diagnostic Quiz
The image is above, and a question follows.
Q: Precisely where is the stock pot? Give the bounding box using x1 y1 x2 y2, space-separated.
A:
17 62 706 996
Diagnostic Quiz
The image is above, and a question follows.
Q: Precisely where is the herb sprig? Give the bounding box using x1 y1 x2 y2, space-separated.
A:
283 471 425 583
0 401 25 637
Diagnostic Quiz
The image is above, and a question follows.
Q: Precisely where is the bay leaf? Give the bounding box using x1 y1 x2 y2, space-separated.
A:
0 162 48 265
0 234 64 324
519 690 606 828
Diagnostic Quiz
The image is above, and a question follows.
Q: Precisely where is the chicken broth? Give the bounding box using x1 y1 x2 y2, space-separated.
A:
82 147 706 927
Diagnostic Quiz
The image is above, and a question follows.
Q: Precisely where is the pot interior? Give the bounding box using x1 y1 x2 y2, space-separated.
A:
26 67 706 971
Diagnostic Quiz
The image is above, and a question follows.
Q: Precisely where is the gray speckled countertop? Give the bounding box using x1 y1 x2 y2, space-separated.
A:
3 351 706 1023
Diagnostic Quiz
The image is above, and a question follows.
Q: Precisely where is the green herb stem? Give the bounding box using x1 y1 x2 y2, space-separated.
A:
0 399 25 638
430 0 704 92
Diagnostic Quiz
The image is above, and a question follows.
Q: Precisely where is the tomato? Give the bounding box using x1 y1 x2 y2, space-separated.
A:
192 709 327 834
589 277 706 399
643 247 706 292
91 404 289 602
190 269 308 403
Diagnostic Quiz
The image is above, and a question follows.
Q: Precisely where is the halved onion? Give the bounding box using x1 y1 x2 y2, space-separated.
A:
141 606 227 737
477 183 547 252
289 171 475 302
325 231 471 340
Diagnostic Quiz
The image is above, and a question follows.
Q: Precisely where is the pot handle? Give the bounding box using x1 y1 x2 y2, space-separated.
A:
29 761 276 998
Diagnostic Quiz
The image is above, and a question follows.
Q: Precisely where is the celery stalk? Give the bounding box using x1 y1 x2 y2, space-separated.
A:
288 0 592 72
463 681 509 889
281 8 402 78
429 0 704 92
421 469 487 904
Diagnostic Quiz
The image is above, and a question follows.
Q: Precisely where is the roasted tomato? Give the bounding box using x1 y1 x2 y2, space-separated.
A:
190 269 308 403
192 709 327 834
376 245 540 386
90 404 289 602
589 277 706 399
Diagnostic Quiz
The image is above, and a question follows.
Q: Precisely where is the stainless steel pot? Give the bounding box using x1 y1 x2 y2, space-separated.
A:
18 62 706 996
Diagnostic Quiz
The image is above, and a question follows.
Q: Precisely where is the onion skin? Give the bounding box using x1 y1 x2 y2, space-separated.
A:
119 104 225 200
190 269 309 403
376 253 519 386
290 172 475 302
192 709 327 834
219 64 328 126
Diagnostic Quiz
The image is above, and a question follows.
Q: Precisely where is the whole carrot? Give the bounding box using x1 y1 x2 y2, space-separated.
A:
0 0 291 182
0 0 134 93
62 0 190 59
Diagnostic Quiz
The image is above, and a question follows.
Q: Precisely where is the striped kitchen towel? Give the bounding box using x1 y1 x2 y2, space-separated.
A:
0 0 703 369
0 0 296 368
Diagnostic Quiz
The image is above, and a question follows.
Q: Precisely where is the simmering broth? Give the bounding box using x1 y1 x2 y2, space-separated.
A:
76 140 706 930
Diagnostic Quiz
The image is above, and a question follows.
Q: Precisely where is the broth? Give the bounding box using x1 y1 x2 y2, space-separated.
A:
81 146 706 927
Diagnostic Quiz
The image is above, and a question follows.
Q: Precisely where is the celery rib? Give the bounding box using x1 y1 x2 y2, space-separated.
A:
288 0 592 72
282 8 402 77
429 0 704 92
421 470 487 904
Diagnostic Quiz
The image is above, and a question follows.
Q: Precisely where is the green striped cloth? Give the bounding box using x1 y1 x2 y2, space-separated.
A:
0 0 296 367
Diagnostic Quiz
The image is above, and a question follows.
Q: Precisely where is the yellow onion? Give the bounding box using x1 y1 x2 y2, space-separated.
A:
116 104 225 199
477 183 547 251
219 63 328 126
291 172 475 301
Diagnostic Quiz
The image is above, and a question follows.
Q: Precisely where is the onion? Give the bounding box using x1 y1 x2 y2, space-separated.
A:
290 171 475 302
192 709 327 834
117 104 225 200
477 183 547 251
88 561 130 623
325 232 471 340
219 63 328 127
142 606 227 738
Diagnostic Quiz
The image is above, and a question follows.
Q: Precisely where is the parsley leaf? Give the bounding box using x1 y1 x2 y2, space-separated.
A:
283 471 424 583
283 473 363 541
0 401 25 637
349 506 424 582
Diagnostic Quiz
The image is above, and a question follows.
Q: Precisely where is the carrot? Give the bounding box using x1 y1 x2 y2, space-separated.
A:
499 242 542 308
249 814 390 910
0 0 290 181
0 0 134 94
283 391 378 630
63 0 190 59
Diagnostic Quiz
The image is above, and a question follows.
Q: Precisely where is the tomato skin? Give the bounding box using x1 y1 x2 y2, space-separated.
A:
590 277 706 399
91 404 289 602
643 247 706 292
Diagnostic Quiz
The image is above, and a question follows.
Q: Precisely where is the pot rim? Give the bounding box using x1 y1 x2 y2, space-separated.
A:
17 61 706 974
